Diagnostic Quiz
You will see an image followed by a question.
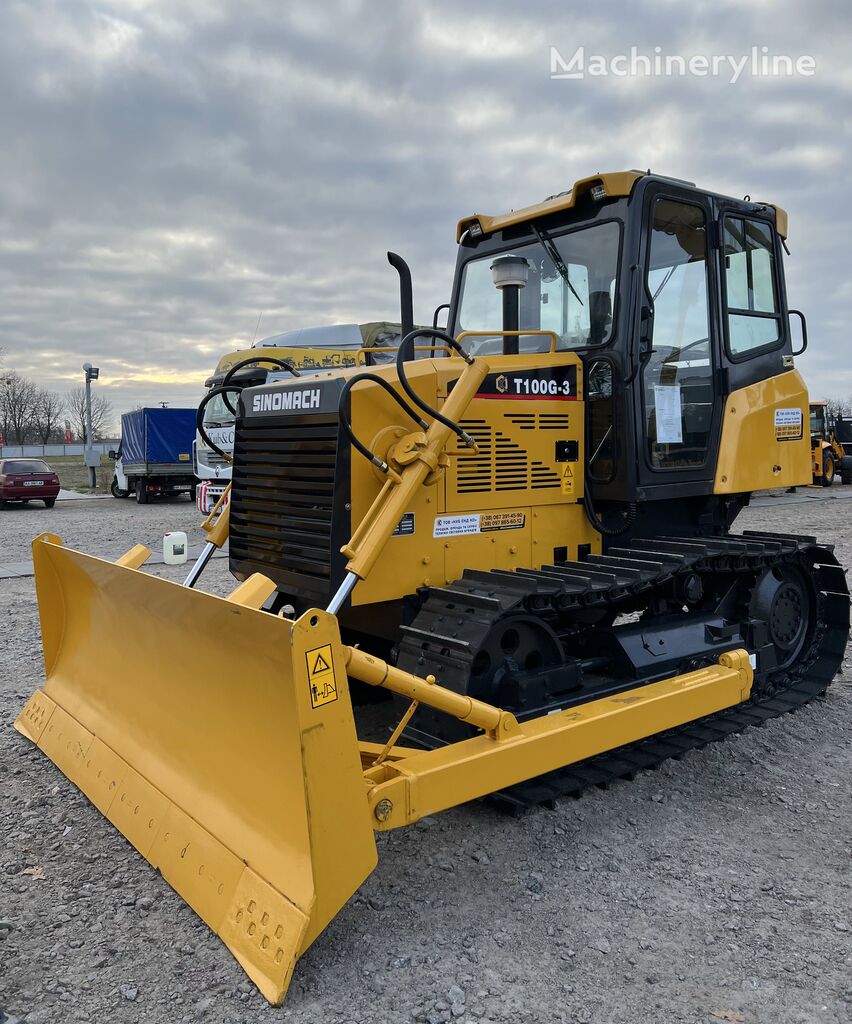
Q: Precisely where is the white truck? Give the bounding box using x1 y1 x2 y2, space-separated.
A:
194 322 403 512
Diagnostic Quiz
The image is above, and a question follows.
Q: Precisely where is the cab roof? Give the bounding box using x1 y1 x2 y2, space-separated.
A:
456 169 788 241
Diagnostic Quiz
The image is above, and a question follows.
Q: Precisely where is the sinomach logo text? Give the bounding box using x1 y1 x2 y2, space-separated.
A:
252 388 322 413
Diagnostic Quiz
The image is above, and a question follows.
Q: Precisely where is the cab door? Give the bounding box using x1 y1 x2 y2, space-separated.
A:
635 186 724 489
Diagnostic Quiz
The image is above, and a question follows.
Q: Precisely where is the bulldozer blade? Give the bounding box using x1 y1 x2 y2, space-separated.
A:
14 534 377 1004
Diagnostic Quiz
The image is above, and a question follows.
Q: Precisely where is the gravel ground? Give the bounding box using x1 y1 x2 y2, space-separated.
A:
1 492 850 1024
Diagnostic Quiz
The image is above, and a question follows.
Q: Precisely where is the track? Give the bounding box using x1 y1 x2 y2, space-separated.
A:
396 530 850 810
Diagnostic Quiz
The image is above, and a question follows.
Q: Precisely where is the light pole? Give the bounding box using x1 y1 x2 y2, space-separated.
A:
82 363 100 488
0 377 12 448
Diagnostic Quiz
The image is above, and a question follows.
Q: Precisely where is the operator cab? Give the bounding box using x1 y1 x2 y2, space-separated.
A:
809 401 828 441
447 170 801 534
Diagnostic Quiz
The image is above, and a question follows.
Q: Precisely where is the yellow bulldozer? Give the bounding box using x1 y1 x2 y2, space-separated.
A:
809 400 852 485
15 170 850 1004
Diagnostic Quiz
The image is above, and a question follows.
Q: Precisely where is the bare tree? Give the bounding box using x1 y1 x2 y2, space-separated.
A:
1 372 38 443
65 386 115 441
825 395 852 420
32 389 65 443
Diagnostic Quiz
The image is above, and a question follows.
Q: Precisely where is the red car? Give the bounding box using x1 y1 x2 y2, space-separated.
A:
0 458 61 508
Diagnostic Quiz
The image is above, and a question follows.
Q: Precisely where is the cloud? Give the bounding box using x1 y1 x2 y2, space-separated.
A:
0 0 850 415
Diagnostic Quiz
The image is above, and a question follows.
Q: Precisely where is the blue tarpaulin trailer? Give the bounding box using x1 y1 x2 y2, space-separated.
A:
112 408 197 503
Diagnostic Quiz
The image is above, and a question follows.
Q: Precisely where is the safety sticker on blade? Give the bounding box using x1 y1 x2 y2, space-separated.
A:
433 511 525 537
307 644 338 708
774 407 803 441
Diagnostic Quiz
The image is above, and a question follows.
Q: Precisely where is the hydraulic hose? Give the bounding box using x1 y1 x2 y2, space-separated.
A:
197 357 300 462
395 328 477 449
196 385 240 463
582 489 638 537
338 373 429 473
220 356 298 415
197 357 299 462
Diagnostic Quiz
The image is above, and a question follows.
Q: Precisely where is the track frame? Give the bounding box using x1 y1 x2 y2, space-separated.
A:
391 531 849 811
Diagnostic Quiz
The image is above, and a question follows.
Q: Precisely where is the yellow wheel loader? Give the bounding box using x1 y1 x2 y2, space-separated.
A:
809 400 852 485
15 170 850 1005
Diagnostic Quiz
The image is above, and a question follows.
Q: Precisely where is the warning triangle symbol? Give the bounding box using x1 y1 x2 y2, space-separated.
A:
312 652 331 675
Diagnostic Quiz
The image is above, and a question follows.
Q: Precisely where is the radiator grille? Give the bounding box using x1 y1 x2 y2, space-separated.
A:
229 415 338 582
457 420 561 494
504 412 571 431
202 449 230 467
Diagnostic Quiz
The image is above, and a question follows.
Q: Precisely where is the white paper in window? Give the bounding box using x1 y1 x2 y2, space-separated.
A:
654 385 683 444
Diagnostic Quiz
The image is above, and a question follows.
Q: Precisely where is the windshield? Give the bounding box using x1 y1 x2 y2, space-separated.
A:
203 390 238 427
455 220 620 353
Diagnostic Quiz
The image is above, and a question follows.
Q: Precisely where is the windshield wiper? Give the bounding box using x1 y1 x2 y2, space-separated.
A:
652 265 677 302
531 221 584 307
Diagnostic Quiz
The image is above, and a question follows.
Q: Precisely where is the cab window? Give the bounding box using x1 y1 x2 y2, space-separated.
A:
723 217 781 355
809 406 826 437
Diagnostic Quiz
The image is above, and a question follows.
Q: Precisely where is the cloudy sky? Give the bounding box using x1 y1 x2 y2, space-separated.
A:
0 0 849 421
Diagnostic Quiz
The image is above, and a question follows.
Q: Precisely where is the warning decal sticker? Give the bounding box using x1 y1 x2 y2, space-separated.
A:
433 512 525 538
561 464 574 494
306 644 338 708
774 407 803 441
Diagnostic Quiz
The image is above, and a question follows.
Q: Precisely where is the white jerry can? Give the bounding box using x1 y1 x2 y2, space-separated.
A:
163 531 188 565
